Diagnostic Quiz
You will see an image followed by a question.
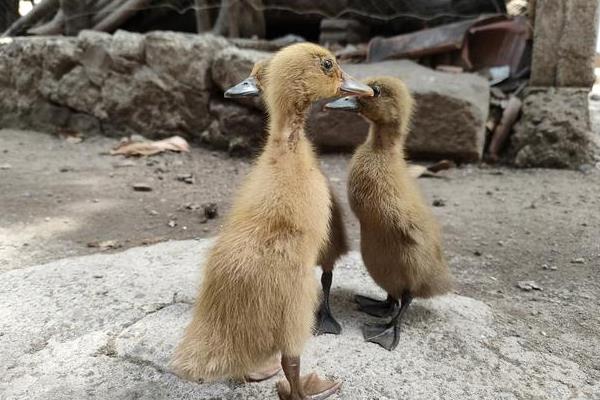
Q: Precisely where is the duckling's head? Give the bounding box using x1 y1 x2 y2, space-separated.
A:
325 76 414 130
224 58 270 98
264 43 373 111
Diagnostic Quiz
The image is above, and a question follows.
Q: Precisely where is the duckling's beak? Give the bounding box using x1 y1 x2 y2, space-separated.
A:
340 72 374 97
224 77 260 98
324 96 360 112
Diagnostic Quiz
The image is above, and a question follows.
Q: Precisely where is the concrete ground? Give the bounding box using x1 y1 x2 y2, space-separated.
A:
1 129 600 399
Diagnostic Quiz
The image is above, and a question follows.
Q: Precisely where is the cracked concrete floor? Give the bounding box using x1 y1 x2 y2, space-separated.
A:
1 129 600 399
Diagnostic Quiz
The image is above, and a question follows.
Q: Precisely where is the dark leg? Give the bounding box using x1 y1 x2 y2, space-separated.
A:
276 355 342 400
354 293 398 318
315 271 341 335
362 291 413 351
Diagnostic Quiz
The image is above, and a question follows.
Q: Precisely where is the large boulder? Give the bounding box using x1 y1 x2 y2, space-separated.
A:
510 87 600 169
0 30 229 140
309 61 490 162
210 49 490 162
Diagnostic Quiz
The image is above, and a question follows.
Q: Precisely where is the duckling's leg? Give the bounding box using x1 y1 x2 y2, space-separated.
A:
354 294 398 318
244 355 282 382
362 291 413 351
276 355 342 400
315 270 342 335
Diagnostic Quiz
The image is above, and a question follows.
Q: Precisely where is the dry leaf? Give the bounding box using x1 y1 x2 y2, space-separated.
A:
111 136 190 157
57 128 83 143
87 240 122 250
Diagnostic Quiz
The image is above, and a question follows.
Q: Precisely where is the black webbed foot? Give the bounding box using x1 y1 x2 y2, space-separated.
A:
315 301 342 335
362 322 400 351
354 294 397 318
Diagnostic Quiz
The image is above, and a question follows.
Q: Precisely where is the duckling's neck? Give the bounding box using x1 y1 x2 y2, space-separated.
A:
267 104 310 151
366 122 405 152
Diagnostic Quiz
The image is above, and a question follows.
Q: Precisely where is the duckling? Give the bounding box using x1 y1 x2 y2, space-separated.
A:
225 59 349 335
325 76 453 351
172 43 373 399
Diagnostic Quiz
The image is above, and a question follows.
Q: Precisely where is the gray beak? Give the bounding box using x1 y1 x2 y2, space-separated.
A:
339 72 374 97
224 77 260 98
324 96 360 112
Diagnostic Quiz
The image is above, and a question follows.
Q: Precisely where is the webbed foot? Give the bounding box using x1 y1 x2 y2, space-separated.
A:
354 294 397 318
362 322 400 351
276 373 341 400
244 356 281 382
315 301 342 335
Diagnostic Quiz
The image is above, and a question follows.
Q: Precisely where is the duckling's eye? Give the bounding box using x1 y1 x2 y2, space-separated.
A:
372 85 381 97
322 59 334 72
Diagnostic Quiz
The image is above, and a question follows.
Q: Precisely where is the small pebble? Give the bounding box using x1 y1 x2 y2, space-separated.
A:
432 199 446 207
571 258 585 264
203 203 219 219
132 183 153 192
176 173 195 185
517 280 542 291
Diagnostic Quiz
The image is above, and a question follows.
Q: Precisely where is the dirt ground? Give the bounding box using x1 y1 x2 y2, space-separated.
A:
1 128 600 382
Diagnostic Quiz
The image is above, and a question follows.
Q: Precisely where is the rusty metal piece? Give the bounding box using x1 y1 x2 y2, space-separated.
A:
367 15 531 78
467 16 530 74
367 18 477 62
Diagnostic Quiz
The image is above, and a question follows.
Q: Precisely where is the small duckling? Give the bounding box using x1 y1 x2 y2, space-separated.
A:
325 76 452 351
172 43 373 399
226 60 350 336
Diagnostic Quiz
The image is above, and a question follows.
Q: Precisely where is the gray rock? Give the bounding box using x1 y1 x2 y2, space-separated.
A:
309 60 490 161
209 99 266 155
1 241 598 399
211 46 272 110
145 32 228 92
511 88 600 169
111 30 145 63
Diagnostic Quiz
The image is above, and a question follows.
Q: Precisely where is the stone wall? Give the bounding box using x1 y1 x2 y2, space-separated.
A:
0 31 228 141
0 30 489 161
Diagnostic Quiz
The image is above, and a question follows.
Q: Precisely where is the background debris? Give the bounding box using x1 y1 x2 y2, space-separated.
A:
111 136 190 157
517 280 543 291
